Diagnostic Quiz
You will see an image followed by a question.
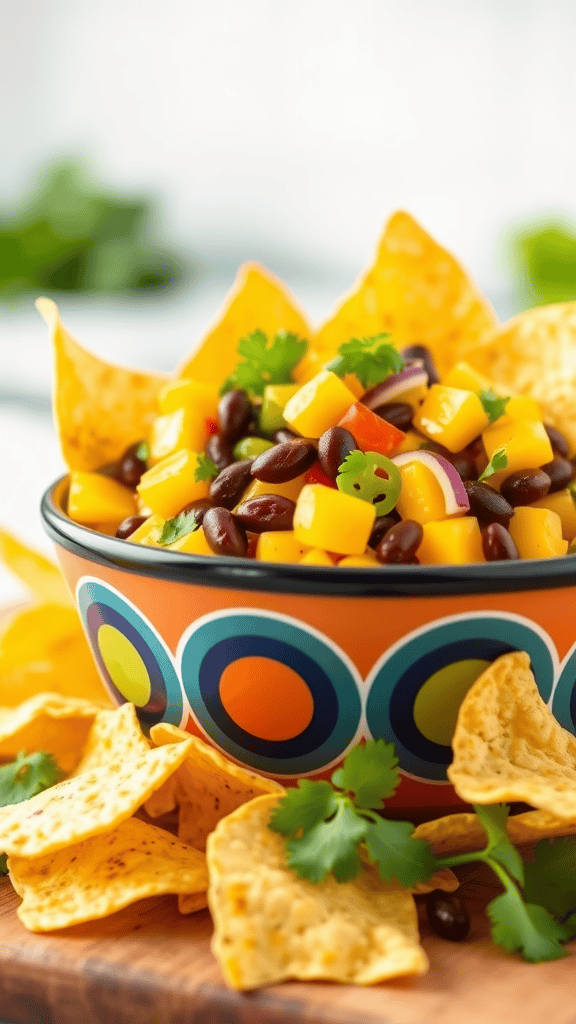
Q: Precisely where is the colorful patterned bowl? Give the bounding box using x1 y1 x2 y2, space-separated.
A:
42 476 576 814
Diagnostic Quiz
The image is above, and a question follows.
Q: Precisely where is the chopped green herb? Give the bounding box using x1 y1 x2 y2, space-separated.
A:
478 446 508 482
0 750 62 807
158 510 199 546
326 334 404 390
221 330 308 397
477 388 510 423
194 453 219 482
523 838 576 920
0 854 7 876
135 440 150 462
336 450 402 515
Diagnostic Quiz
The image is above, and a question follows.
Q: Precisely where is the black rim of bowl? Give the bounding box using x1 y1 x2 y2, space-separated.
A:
41 476 576 598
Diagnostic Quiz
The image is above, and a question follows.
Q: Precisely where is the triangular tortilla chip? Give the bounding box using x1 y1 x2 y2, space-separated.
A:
466 303 576 454
0 692 102 774
37 297 167 471
9 817 208 932
414 809 576 858
72 703 149 776
448 651 576 818
0 528 70 607
207 794 428 989
314 211 497 374
177 263 311 385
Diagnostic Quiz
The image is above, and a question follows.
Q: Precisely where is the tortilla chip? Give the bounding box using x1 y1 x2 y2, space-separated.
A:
410 868 459 894
313 211 497 375
72 703 149 776
143 774 179 819
415 809 576 858
149 722 283 852
176 263 311 385
0 735 193 858
0 603 111 708
448 651 576 818
207 794 427 989
37 297 167 471
0 692 102 774
0 528 70 607
9 817 208 932
465 303 576 454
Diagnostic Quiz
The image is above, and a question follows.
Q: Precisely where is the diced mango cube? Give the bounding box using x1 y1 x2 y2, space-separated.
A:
293 349 323 385
168 526 216 556
482 420 553 476
283 371 357 438
414 385 490 453
531 489 576 541
395 461 455 525
237 474 307 508
128 514 165 546
149 407 208 465
502 395 542 422
442 361 494 393
68 472 136 525
137 449 211 518
417 518 485 565
259 383 300 434
158 378 219 419
394 430 428 455
256 532 309 563
509 507 568 560
339 551 380 567
293 484 375 555
299 548 336 566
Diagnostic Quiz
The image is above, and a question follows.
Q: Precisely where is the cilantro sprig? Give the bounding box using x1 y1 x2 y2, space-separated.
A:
326 335 404 390
194 453 219 482
0 751 63 875
477 388 510 424
158 510 200 546
478 445 508 482
221 330 308 397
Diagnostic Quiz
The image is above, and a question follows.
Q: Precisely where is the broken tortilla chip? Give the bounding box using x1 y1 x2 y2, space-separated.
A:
448 651 576 818
414 809 576 858
0 528 70 607
207 794 428 989
0 734 193 858
0 692 102 774
37 297 167 471
176 263 310 386
148 722 283 852
9 816 208 932
465 302 576 454
72 703 149 776
313 211 497 375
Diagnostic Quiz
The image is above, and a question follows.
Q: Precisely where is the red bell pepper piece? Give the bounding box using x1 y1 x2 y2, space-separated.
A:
305 464 337 488
205 417 219 437
338 403 405 457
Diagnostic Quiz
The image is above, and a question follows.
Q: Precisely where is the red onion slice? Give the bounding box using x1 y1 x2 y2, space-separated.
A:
392 450 470 516
362 365 429 410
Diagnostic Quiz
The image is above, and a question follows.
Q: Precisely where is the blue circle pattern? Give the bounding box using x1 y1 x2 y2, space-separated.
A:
366 616 555 781
179 613 362 775
77 580 183 729
552 646 576 732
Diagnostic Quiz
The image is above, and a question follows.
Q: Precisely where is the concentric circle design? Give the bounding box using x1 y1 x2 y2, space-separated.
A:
552 644 576 734
365 613 556 782
76 578 184 729
178 610 363 776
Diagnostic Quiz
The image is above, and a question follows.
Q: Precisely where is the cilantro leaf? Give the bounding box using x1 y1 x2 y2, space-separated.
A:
477 388 510 424
158 510 199 546
326 335 404 390
286 800 367 883
221 330 308 397
562 912 576 939
269 779 337 837
331 739 400 809
475 804 524 885
523 839 576 919
194 453 219 482
487 889 569 963
363 816 437 889
0 751 62 807
478 446 508 482
0 854 7 876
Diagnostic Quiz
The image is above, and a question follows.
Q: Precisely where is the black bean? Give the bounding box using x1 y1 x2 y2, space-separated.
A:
206 434 234 471
482 523 519 561
217 390 253 443
500 469 551 507
376 520 423 564
251 440 317 483
202 507 247 558
541 457 572 494
209 460 254 509
544 423 570 459
115 442 148 488
372 401 413 432
400 344 440 385
318 427 357 480
235 495 296 533
115 515 147 539
464 482 513 528
178 498 212 526
426 891 470 942
368 511 401 549
444 449 477 482
272 428 299 444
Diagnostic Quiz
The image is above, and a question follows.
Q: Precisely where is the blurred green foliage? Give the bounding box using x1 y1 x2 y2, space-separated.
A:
0 160 186 295
511 219 576 307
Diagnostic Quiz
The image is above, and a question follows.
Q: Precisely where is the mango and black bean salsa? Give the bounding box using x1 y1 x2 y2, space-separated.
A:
42 211 576 566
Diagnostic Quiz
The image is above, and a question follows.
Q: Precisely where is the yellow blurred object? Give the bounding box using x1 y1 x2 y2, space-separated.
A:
394 430 427 455
292 349 323 385
168 527 216 556
531 489 576 541
149 408 207 465
414 386 489 453
127 514 165 547
137 450 210 518
338 552 380 567
238 475 307 507
67 472 136 525
256 532 309 563
0 528 70 606
501 395 542 422
417 519 485 565
158 378 219 418
299 548 336 566
283 371 356 439
482 420 553 475
395 462 453 525
293 485 375 555
442 361 493 393
508 507 568 560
